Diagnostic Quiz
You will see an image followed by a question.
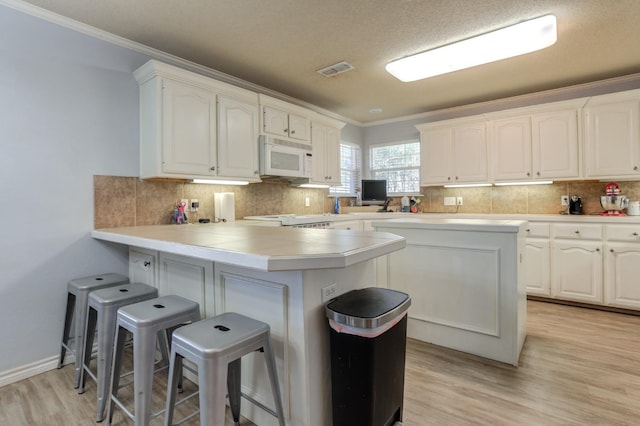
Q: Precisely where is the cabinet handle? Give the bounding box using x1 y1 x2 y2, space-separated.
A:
455 176 459 180
254 170 259 175
633 232 638 236
574 230 580 234
291 130 296 134
596 248 600 252
144 261 151 267
635 166 639 171
284 128 288 133
610 248 614 253
210 166 215 171
527 172 531 177
447 177 451 181
526 229 530 232
536 171 541 176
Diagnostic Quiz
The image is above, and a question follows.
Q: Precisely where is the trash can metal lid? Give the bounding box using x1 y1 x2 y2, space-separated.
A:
325 287 411 330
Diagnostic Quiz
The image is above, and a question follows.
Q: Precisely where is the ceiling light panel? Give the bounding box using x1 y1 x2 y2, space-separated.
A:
386 15 557 82
317 61 355 77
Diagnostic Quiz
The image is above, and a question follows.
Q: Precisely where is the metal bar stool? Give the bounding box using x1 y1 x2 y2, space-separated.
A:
164 312 286 426
58 273 129 389
107 295 200 426
80 282 160 422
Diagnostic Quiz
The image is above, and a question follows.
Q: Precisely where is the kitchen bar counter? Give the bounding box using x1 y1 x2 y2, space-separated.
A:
92 223 406 426
91 223 405 271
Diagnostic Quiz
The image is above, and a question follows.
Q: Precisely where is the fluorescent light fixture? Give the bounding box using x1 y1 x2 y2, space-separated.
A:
443 183 492 188
494 180 553 186
192 179 250 186
386 15 557 82
297 183 330 189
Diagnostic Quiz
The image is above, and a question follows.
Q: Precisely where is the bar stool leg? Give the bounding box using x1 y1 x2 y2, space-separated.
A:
58 293 75 368
164 348 183 426
227 359 242 425
133 327 158 425
73 291 92 388
263 338 286 426
94 309 119 421
199 357 228 426
80 306 98 393
107 326 127 425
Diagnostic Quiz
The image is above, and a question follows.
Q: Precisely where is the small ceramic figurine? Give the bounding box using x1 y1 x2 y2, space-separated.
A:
173 200 188 224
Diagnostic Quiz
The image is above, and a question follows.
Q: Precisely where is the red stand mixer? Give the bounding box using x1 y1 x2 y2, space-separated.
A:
601 182 629 216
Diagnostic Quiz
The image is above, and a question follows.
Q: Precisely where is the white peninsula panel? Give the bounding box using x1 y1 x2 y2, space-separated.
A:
373 218 527 366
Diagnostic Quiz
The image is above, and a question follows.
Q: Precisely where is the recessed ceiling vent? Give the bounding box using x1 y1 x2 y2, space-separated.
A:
316 61 354 77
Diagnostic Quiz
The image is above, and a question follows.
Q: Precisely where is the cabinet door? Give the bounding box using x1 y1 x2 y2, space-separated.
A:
492 117 532 181
129 248 158 288
162 79 217 176
310 123 341 185
420 128 453 185
584 100 640 177
532 109 579 179
551 240 603 304
453 123 488 183
262 106 289 138
524 238 550 296
158 253 215 319
217 95 259 179
604 243 640 309
288 112 310 142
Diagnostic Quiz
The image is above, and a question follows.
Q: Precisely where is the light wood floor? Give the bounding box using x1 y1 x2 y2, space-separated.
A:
2 300 640 425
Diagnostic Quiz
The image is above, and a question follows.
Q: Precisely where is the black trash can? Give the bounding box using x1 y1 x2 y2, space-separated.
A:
325 287 411 426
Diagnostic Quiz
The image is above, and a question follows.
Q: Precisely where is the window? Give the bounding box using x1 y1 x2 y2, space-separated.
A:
369 140 420 194
330 142 361 196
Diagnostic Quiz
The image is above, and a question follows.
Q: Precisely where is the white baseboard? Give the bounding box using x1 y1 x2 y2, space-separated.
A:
0 354 75 388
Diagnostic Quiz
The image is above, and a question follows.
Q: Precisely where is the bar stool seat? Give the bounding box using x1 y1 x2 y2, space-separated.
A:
81 282 159 422
58 273 129 389
164 312 286 426
107 295 201 426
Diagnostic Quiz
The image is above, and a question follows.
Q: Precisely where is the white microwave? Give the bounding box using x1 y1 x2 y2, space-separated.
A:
259 135 312 178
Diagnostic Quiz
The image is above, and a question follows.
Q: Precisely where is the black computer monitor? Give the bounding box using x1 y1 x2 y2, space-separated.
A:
361 179 387 205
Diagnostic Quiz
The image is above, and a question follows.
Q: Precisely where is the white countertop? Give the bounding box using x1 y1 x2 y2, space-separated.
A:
327 212 640 224
371 217 528 233
91 223 406 271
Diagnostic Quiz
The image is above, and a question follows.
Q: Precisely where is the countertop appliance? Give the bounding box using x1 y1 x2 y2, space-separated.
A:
259 135 312 179
601 182 629 216
569 196 582 215
244 214 334 228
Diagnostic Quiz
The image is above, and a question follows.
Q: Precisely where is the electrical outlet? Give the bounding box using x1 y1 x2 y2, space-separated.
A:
305 197 310 207
444 197 456 206
456 197 463 206
561 195 569 206
190 199 199 211
321 283 337 302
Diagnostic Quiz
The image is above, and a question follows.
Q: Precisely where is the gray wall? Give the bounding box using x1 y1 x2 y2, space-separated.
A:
0 5 150 378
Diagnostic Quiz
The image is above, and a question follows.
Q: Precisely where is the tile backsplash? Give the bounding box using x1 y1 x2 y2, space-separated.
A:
94 175 640 228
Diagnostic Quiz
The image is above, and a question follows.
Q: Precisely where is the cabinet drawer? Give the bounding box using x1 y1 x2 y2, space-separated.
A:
605 224 640 242
552 223 602 240
525 222 550 238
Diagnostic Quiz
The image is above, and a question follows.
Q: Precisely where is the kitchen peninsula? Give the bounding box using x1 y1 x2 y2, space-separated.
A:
92 223 405 426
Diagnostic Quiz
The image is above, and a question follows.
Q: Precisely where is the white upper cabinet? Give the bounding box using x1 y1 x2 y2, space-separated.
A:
260 95 311 143
583 92 640 178
491 107 579 182
310 118 344 186
418 119 488 186
134 60 260 182
217 95 260 179
160 78 217 176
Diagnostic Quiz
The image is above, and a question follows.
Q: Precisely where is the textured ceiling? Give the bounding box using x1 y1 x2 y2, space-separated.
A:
15 0 640 123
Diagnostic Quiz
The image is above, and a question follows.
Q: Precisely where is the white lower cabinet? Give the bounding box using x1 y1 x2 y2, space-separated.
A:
550 224 603 304
604 225 640 310
158 252 215 319
523 223 550 297
129 248 158 287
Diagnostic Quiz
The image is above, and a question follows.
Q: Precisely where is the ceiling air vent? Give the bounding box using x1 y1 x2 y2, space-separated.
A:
316 61 354 77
